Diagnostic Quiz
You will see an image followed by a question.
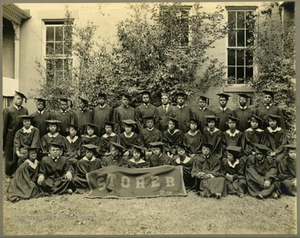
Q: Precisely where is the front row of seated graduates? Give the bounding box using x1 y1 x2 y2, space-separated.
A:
7 136 296 202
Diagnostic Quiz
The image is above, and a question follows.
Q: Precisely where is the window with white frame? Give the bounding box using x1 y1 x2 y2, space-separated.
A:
44 21 72 85
226 6 257 84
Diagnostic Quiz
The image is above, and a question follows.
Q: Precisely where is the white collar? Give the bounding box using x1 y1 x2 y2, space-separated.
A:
147 127 154 132
177 105 185 109
267 127 282 133
220 107 227 111
47 132 59 138
188 130 199 136
143 103 149 107
225 129 240 137
25 159 38 169
14 105 21 110
85 135 97 138
228 159 240 168
22 125 34 133
264 103 273 108
128 158 145 164
123 132 134 138
199 107 206 111
38 109 45 114
175 156 191 164
66 135 78 143
52 156 60 162
207 127 219 134
167 129 179 135
99 104 107 109
245 128 264 132
239 106 247 110
102 132 116 138
82 156 96 162
60 109 67 114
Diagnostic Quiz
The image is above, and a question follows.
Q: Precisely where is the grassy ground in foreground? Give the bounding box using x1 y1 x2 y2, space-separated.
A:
3 178 297 236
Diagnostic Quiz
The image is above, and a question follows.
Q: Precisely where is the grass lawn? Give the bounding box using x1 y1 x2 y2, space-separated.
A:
3 176 297 236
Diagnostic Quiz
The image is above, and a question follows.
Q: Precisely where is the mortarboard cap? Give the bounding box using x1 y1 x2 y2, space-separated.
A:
131 144 145 155
189 117 200 127
45 120 61 124
268 114 281 120
168 117 179 126
149 142 165 148
283 144 296 150
140 90 151 96
79 95 89 102
226 146 242 153
110 141 125 151
253 143 271 152
15 91 27 102
228 115 239 123
262 89 276 98
35 97 47 102
18 115 33 119
98 92 107 99
199 95 209 105
201 142 213 150
27 147 40 152
217 93 231 100
250 114 263 125
237 93 252 99
82 144 99 151
205 115 219 122
104 121 114 128
122 119 137 125
86 123 98 129
120 92 131 99
175 91 187 98
68 123 79 130
143 116 155 121
48 142 63 149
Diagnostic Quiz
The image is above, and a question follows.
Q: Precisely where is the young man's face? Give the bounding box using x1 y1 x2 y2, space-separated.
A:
36 101 45 111
121 96 129 107
23 119 31 129
49 124 58 133
288 149 296 160
87 127 95 136
228 119 236 130
219 97 227 108
168 121 176 130
202 146 210 156
85 150 94 160
152 147 161 156
146 120 154 129
263 94 273 105
105 125 113 134
161 95 169 105
189 122 198 131
14 95 23 107
177 96 185 106
207 120 215 129
98 97 106 106
268 118 277 128
239 97 247 107
28 150 38 160
254 150 264 161
79 100 87 109
60 101 68 111
69 128 77 137
49 146 60 157
142 94 150 104
250 120 259 129
124 125 132 133
198 99 206 108
133 149 141 159
177 148 186 156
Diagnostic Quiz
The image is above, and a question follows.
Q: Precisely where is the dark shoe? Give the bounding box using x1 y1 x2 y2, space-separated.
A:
215 193 221 199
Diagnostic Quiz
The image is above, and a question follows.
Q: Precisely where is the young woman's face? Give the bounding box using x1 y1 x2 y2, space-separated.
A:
207 120 215 129
49 124 58 133
110 146 119 157
124 125 132 133
105 125 113 134
190 122 198 131
268 118 277 128
85 150 94 159
133 149 141 159
87 127 95 136
168 121 176 130
250 120 259 129
202 146 210 156
146 120 154 129
28 151 37 160
177 148 186 156
69 128 77 137
228 119 236 130
23 119 31 129
152 147 161 156
288 149 296 160
227 152 234 161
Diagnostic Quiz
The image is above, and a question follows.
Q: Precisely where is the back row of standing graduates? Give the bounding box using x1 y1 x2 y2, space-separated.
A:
3 89 295 201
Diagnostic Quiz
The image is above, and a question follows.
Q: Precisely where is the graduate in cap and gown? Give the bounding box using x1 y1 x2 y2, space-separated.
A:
221 146 246 198
101 142 128 167
64 124 82 166
7 147 45 202
140 116 162 148
92 92 113 136
127 145 149 168
3 91 29 179
222 116 243 148
113 92 136 134
99 122 118 154
192 143 227 199
214 93 233 132
276 144 297 196
37 142 74 195
135 90 159 132
232 93 253 132
255 89 286 129
31 97 55 137
148 142 172 167
119 119 142 149
192 95 214 132
245 143 279 199
74 95 93 134
72 144 102 193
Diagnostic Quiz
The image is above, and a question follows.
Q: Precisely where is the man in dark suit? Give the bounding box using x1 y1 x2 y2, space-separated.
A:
157 92 175 132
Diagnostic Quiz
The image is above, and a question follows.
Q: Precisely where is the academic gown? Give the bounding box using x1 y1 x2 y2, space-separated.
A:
191 154 227 197
203 128 223 159
92 105 113 136
114 105 136 134
222 129 243 147
264 127 288 156
99 133 118 153
242 128 267 155
172 155 194 188
173 105 193 133
183 130 206 155
157 104 175 132
214 108 233 132
101 154 128 167
3 105 28 176
53 110 75 136
6 159 45 202
276 156 296 196
221 157 246 195
38 156 73 195
149 153 172 167
135 103 159 131
72 156 102 190
41 133 67 155
140 128 162 148
31 109 55 137
64 136 82 165
120 132 142 149
232 107 253 132
245 155 278 198
192 107 215 132
74 108 93 134
127 158 149 168
162 129 184 155
255 104 286 129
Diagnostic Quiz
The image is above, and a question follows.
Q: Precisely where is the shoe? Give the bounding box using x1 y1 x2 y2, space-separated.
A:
197 191 205 197
272 192 278 199
215 193 221 199
67 189 73 194
238 192 244 198
256 194 264 200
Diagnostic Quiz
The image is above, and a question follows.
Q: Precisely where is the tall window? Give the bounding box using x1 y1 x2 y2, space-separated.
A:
226 7 256 84
159 5 191 47
45 21 72 85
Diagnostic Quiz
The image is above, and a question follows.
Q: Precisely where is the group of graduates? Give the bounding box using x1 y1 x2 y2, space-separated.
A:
3 89 296 202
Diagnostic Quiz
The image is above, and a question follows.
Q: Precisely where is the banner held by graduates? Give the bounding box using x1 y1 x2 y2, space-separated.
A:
86 165 187 198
